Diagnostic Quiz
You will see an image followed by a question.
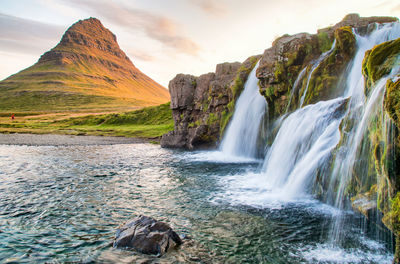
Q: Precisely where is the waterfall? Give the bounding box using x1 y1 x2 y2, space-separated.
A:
285 66 307 113
261 97 346 198
327 22 400 245
219 61 268 159
299 40 336 107
258 22 400 202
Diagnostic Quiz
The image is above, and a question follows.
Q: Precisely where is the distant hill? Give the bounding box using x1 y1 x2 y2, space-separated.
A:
0 17 170 112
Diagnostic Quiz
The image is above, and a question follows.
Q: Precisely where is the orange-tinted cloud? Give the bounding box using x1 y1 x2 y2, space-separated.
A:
192 0 227 15
127 50 155 62
64 0 200 56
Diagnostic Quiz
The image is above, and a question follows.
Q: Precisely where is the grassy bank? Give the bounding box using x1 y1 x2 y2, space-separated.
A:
0 103 173 141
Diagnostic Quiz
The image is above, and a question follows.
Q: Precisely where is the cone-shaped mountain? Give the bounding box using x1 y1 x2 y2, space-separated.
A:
0 17 170 112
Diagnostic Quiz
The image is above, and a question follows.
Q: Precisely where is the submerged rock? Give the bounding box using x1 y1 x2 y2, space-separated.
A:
113 215 183 256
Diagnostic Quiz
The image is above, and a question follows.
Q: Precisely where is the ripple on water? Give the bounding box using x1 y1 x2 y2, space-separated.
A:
0 143 395 263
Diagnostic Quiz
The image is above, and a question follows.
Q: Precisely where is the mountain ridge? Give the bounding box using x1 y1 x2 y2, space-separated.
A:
0 17 169 112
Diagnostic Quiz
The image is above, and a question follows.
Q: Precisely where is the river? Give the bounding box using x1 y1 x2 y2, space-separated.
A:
0 142 394 263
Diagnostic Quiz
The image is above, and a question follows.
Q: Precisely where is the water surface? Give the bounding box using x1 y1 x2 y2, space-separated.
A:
0 143 394 263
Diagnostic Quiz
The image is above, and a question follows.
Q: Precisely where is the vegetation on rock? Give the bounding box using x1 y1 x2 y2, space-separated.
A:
363 38 400 95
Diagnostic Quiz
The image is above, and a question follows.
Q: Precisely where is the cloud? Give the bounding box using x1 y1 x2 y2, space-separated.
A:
0 13 64 55
191 0 227 15
61 0 200 56
392 4 400 13
127 50 155 62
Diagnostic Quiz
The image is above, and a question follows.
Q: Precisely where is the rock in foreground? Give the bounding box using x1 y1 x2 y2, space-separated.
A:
113 215 183 256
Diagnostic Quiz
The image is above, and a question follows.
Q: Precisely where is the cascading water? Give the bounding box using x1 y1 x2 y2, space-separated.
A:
219 61 268 159
256 22 400 201
299 40 336 107
328 22 400 245
285 66 306 113
260 97 346 198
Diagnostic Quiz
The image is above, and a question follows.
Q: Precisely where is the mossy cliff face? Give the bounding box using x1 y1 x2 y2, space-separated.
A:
359 37 400 261
161 56 260 149
363 38 400 96
256 32 321 118
256 14 396 120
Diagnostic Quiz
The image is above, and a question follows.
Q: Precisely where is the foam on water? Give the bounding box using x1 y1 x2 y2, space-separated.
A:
301 244 393 263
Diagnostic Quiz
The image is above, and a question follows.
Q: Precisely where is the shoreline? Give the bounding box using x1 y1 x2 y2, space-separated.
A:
0 133 149 146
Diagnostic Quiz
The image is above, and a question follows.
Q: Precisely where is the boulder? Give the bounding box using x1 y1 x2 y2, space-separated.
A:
113 215 183 256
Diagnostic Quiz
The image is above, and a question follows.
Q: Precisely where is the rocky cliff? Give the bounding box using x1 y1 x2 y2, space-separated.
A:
162 14 397 149
256 14 396 119
0 18 169 112
161 55 260 149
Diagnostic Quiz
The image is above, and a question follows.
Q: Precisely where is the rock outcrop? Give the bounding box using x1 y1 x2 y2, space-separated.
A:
161 56 260 149
0 18 169 112
113 215 182 256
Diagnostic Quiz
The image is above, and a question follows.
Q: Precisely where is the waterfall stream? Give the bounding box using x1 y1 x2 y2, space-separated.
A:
299 40 336 107
219 61 267 159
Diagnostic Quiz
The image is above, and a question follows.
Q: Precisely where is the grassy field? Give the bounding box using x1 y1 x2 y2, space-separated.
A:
0 103 174 141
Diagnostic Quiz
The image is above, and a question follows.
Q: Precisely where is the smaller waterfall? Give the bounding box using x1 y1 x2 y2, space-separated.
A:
285 67 307 113
299 40 336 107
220 61 267 159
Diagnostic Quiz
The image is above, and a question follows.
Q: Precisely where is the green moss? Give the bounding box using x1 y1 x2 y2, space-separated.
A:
317 31 332 53
207 113 218 126
231 76 244 99
383 192 400 234
220 110 233 136
363 38 400 94
274 62 285 81
385 79 400 129
302 27 356 106
334 26 356 56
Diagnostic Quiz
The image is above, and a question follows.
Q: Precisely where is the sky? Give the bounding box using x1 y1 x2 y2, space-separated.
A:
0 0 399 87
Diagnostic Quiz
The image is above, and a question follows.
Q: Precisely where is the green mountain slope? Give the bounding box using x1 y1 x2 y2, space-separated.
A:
0 17 170 113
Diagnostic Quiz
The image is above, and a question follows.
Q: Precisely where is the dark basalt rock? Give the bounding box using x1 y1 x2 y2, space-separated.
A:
161 56 260 149
113 215 183 256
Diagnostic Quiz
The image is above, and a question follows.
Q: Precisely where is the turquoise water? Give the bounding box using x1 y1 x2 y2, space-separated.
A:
0 143 394 263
